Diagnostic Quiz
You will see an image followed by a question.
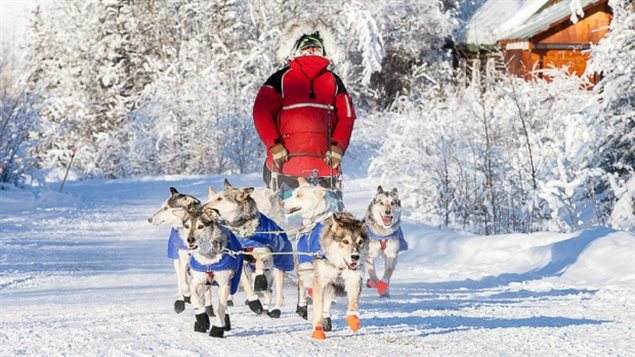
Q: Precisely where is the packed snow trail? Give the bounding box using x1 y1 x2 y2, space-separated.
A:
1 174 633 356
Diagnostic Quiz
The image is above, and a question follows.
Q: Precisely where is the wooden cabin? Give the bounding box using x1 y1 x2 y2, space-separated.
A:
498 0 612 83
455 0 613 85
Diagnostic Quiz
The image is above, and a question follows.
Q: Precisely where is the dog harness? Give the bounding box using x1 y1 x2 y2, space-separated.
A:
366 225 409 252
189 227 244 295
230 213 295 272
167 228 187 259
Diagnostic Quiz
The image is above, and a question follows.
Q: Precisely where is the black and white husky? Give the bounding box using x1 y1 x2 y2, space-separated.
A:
174 206 243 338
206 179 293 318
365 186 408 297
148 187 213 314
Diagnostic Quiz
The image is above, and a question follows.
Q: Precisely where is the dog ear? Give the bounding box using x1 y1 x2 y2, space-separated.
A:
224 178 232 190
190 197 201 206
208 186 217 201
170 187 179 196
240 187 254 201
377 186 384 194
202 207 220 222
390 188 398 197
332 212 345 227
171 208 189 221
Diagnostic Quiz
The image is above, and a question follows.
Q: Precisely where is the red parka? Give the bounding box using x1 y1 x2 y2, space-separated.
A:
253 55 356 177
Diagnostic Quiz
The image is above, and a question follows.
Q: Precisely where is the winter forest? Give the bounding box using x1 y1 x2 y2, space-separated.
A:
1 0 633 235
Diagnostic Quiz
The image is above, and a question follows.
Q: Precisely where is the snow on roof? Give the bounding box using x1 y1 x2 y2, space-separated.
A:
500 0 602 40
461 0 549 45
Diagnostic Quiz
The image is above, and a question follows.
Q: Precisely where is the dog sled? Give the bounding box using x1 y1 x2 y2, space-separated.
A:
262 152 345 213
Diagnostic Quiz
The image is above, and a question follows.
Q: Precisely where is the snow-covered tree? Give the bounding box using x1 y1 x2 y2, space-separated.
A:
585 0 635 228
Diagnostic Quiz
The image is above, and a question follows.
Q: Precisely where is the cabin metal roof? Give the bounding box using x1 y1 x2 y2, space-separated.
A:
501 0 603 40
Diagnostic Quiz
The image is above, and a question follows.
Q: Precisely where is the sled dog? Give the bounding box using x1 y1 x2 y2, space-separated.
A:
148 187 213 315
365 186 408 297
310 212 369 340
206 179 293 318
174 206 243 338
281 177 339 321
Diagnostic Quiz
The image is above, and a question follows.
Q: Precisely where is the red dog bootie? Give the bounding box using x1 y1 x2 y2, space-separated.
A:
377 280 390 297
366 279 377 288
311 325 326 340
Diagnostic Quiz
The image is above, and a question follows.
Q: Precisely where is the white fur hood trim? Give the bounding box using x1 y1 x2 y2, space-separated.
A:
277 19 344 66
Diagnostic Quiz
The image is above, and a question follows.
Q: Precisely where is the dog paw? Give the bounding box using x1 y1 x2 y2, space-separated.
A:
346 315 361 332
311 325 326 340
366 279 377 288
194 312 210 332
377 280 389 296
322 317 332 332
296 305 307 320
174 300 186 314
184 296 191 304
254 274 268 292
267 309 281 318
205 305 215 317
248 299 264 315
224 314 231 331
209 325 224 338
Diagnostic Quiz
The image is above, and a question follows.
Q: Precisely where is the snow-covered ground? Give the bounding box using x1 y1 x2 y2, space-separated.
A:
1 174 633 356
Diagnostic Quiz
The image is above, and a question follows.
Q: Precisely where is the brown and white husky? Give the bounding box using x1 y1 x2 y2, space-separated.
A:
310 212 369 340
206 179 292 318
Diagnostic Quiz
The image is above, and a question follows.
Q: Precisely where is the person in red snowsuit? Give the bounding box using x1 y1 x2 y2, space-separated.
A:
253 32 356 191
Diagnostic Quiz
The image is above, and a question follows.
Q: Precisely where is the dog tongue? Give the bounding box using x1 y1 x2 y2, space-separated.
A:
382 215 392 226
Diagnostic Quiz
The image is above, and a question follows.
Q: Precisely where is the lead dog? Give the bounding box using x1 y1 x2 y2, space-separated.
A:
310 212 369 340
206 179 294 318
148 187 213 314
365 186 408 297
174 206 243 338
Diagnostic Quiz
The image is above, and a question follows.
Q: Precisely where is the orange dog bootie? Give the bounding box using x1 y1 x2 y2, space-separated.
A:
346 315 361 332
311 325 326 340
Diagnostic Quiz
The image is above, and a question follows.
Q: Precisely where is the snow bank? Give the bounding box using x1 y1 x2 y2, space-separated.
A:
0 187 36 212
397 224 634 290
0 187 79 213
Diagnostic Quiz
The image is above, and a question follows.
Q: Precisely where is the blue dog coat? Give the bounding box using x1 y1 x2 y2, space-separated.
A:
167 228 186 259
189 227 244 295
296 222 325 265
366 225 408 252
233 214 294 272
